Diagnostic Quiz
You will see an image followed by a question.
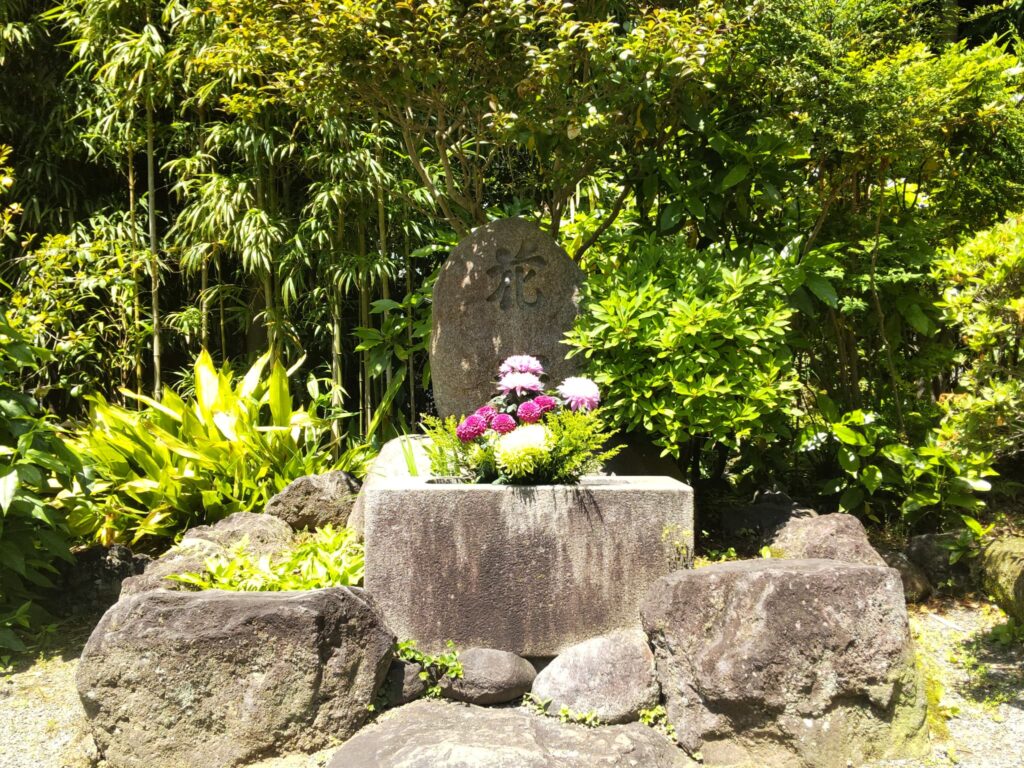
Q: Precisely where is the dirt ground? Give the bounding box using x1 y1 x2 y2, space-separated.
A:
1 597 1021 768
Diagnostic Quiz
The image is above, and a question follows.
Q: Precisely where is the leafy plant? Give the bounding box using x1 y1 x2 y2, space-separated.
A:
68 350 367 548
168 525 363 591
639 704 677 740
394 639 463 699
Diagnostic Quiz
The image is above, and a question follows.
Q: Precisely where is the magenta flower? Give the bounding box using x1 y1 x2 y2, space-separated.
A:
499 355 544 377
456 414 488 442
475 405 497 425
556 377 600 411
491 413 516 434
498 371 543 397
533 395 559 413
517 400 542 424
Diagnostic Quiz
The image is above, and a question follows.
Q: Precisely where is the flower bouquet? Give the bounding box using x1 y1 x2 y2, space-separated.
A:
422 355 621 485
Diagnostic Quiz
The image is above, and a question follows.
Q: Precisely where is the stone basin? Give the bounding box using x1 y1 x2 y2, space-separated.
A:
363 473 693 656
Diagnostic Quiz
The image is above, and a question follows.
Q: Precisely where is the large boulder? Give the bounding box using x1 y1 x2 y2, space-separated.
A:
429 217 584 419
77 587 394 768
641 559 927 768
531 629 659 724
327 699 696 768
439 647 536 705
769 513 886 567
264 471 361 531
907 532 975 592
880 549 933 603
120 512 295 595
981 537 1024 622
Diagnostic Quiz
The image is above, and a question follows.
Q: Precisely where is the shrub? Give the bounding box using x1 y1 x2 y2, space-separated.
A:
68 350 370 548
168 525 364 591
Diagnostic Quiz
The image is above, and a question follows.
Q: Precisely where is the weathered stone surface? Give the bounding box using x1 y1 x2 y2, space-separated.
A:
53 544 151 616
907 532 975 592
327 699 696 768
429 217 584 418
720 493 818 543
531 629 659 724
120 512 295 595
439 647 536 705
382 659 427 707
641 559 927 768
769 513 886 567
880 549 933 603
264 471 361 531
981 537 1024 622
77 588 394 768
364 475 693 656
349 435 434 537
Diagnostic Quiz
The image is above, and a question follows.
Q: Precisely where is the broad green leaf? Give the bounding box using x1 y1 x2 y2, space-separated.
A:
805 275 838 307
720 164 750 191
838 486 865 512
0 470 18 513
832 424 866 446
861 465 883 494
268 361 291 428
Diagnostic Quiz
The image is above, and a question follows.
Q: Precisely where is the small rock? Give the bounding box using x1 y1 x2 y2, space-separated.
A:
907 532 975 593
439 647 536 705
769 513 886 567
383 659 426 707
327 699 696 768
981 537 1024 622
880 549 932 603
531 628 659 724
264 471 361 531
120 512 295 595
52 545 151 616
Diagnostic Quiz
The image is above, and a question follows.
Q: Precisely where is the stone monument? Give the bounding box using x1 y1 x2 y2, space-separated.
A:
429 217 584 418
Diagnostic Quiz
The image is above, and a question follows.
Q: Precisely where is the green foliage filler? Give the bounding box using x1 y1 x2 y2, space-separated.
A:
395 639 463 699
934 214 1024 461
69 350 368 548
0 314 81 650
566 237 799 480
168 525 364 591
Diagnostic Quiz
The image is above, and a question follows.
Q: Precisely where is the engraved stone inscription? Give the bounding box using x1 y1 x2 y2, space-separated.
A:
485 241 547 310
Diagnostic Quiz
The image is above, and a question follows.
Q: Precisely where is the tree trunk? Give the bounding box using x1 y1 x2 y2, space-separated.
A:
146 101 161 398
128 148 143 401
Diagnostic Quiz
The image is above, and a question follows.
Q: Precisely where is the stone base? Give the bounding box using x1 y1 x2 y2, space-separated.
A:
364 475 693 656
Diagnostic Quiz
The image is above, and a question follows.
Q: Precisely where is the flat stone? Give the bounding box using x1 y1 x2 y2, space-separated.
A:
981 537 1024 622
327 699 696 768
382 659 427 707
769 513 886 567
880 549 932 603
531 629 659 724
438 647 536 705
364 475 693 656
429 217 584 418
120 512 295 595
77 588 394 768
265 471 361 531
641 559 928 767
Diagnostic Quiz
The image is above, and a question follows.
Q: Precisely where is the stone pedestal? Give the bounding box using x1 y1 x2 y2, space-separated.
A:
363 475 693 656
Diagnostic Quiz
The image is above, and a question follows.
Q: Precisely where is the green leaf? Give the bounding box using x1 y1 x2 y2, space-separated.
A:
861 465 883 494
838 447 860 473
720 164 750 191
0 470 18 513
839 486 865 512
268 361 291 428
832 424 866 445
805 275 838 308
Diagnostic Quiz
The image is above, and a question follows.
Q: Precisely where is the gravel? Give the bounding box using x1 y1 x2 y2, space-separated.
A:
1 599 1021 768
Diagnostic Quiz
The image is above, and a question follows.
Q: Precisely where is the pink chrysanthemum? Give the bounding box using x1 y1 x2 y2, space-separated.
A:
498 371 543 397
475 405 497 425
533 395 559 414
491 413 516 434
456 414 488 442
499 355 544 377
556 377 600 411
517 400 543 424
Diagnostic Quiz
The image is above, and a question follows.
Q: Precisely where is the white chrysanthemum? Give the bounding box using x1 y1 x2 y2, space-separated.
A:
495 424 551 479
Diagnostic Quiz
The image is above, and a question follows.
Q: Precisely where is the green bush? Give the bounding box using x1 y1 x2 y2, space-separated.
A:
565 237 800 481
0 314 82 651
68 350 370 548
934 214 1024 461
168 525 364 591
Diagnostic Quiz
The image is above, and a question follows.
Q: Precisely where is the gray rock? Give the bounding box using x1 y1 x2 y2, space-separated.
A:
327 699 696 768
120 512 295 595
641 559 928 767
769 512 886 567
720 497 818 542
382 659 427 707
364 475 693 656
54 545 151 616
907 532 975 592
429 217 584 418
531 629 659 724
981 537 1024 622
264 470 361 531
440 647 536 705
77 587 394 768
880 549 933 603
